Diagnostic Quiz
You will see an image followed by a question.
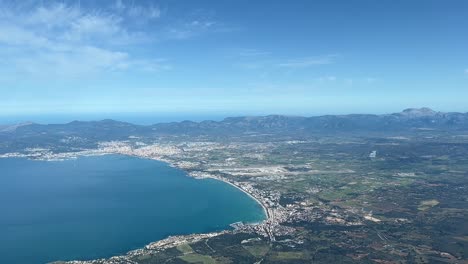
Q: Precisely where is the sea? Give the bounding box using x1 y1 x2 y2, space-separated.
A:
0 155 266 264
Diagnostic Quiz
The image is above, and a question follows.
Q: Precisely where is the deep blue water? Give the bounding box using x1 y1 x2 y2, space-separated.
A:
0 155 265 264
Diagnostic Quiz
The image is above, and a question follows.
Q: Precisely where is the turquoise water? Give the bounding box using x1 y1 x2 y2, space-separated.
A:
0 155 265 264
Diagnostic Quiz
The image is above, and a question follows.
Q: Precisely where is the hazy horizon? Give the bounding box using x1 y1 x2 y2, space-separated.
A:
1 106 466 126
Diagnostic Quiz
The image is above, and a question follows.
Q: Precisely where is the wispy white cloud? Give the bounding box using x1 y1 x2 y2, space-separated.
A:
276 55 337 68
20 3 82 28
113 0 161 19
236 49 271 57
316 76 379 85
465 69 468 75
10 46 129 76
113 0 126 11
127 5 161 20
165 19 219 40
234 54 337 72
344 78 354 85
163 7 235 40
0 24 51 47
318 76 337 82
0 1 169 78
236 62 266 70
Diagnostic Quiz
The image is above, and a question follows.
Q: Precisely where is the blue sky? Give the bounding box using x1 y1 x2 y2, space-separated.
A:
0 0 467 117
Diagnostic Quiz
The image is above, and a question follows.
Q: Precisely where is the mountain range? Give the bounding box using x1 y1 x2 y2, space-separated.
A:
1 108 468 153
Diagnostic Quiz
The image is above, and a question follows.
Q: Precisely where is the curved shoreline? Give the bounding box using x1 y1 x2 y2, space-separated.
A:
208 177 269 221
143 155 271 222
119 154 271 223
1 153 272 263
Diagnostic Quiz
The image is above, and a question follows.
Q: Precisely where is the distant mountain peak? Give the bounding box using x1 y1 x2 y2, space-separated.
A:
0 122 34 133
400 107 437 117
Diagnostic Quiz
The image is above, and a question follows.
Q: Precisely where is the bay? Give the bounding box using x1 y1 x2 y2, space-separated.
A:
0 155 265 264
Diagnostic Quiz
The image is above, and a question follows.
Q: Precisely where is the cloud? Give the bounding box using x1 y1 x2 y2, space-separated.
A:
113 0 161 19
0 1 168 78
234 54 337 72
10 46 129 76
318 76 337 82
465 69 468 75
23 3 82 28
114 0 126 11
236 62 267 70
313 76 379 85
162 7 234 40
165 19 218 40
128 6 161 19
0 24 51 47
276 55 337 68
237 49 271 57
63 14 126 44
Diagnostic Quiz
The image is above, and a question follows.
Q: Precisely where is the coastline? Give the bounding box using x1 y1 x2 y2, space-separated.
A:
136 155 271 222
1 152 274 264
208 177 270 221
0 152 271 222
